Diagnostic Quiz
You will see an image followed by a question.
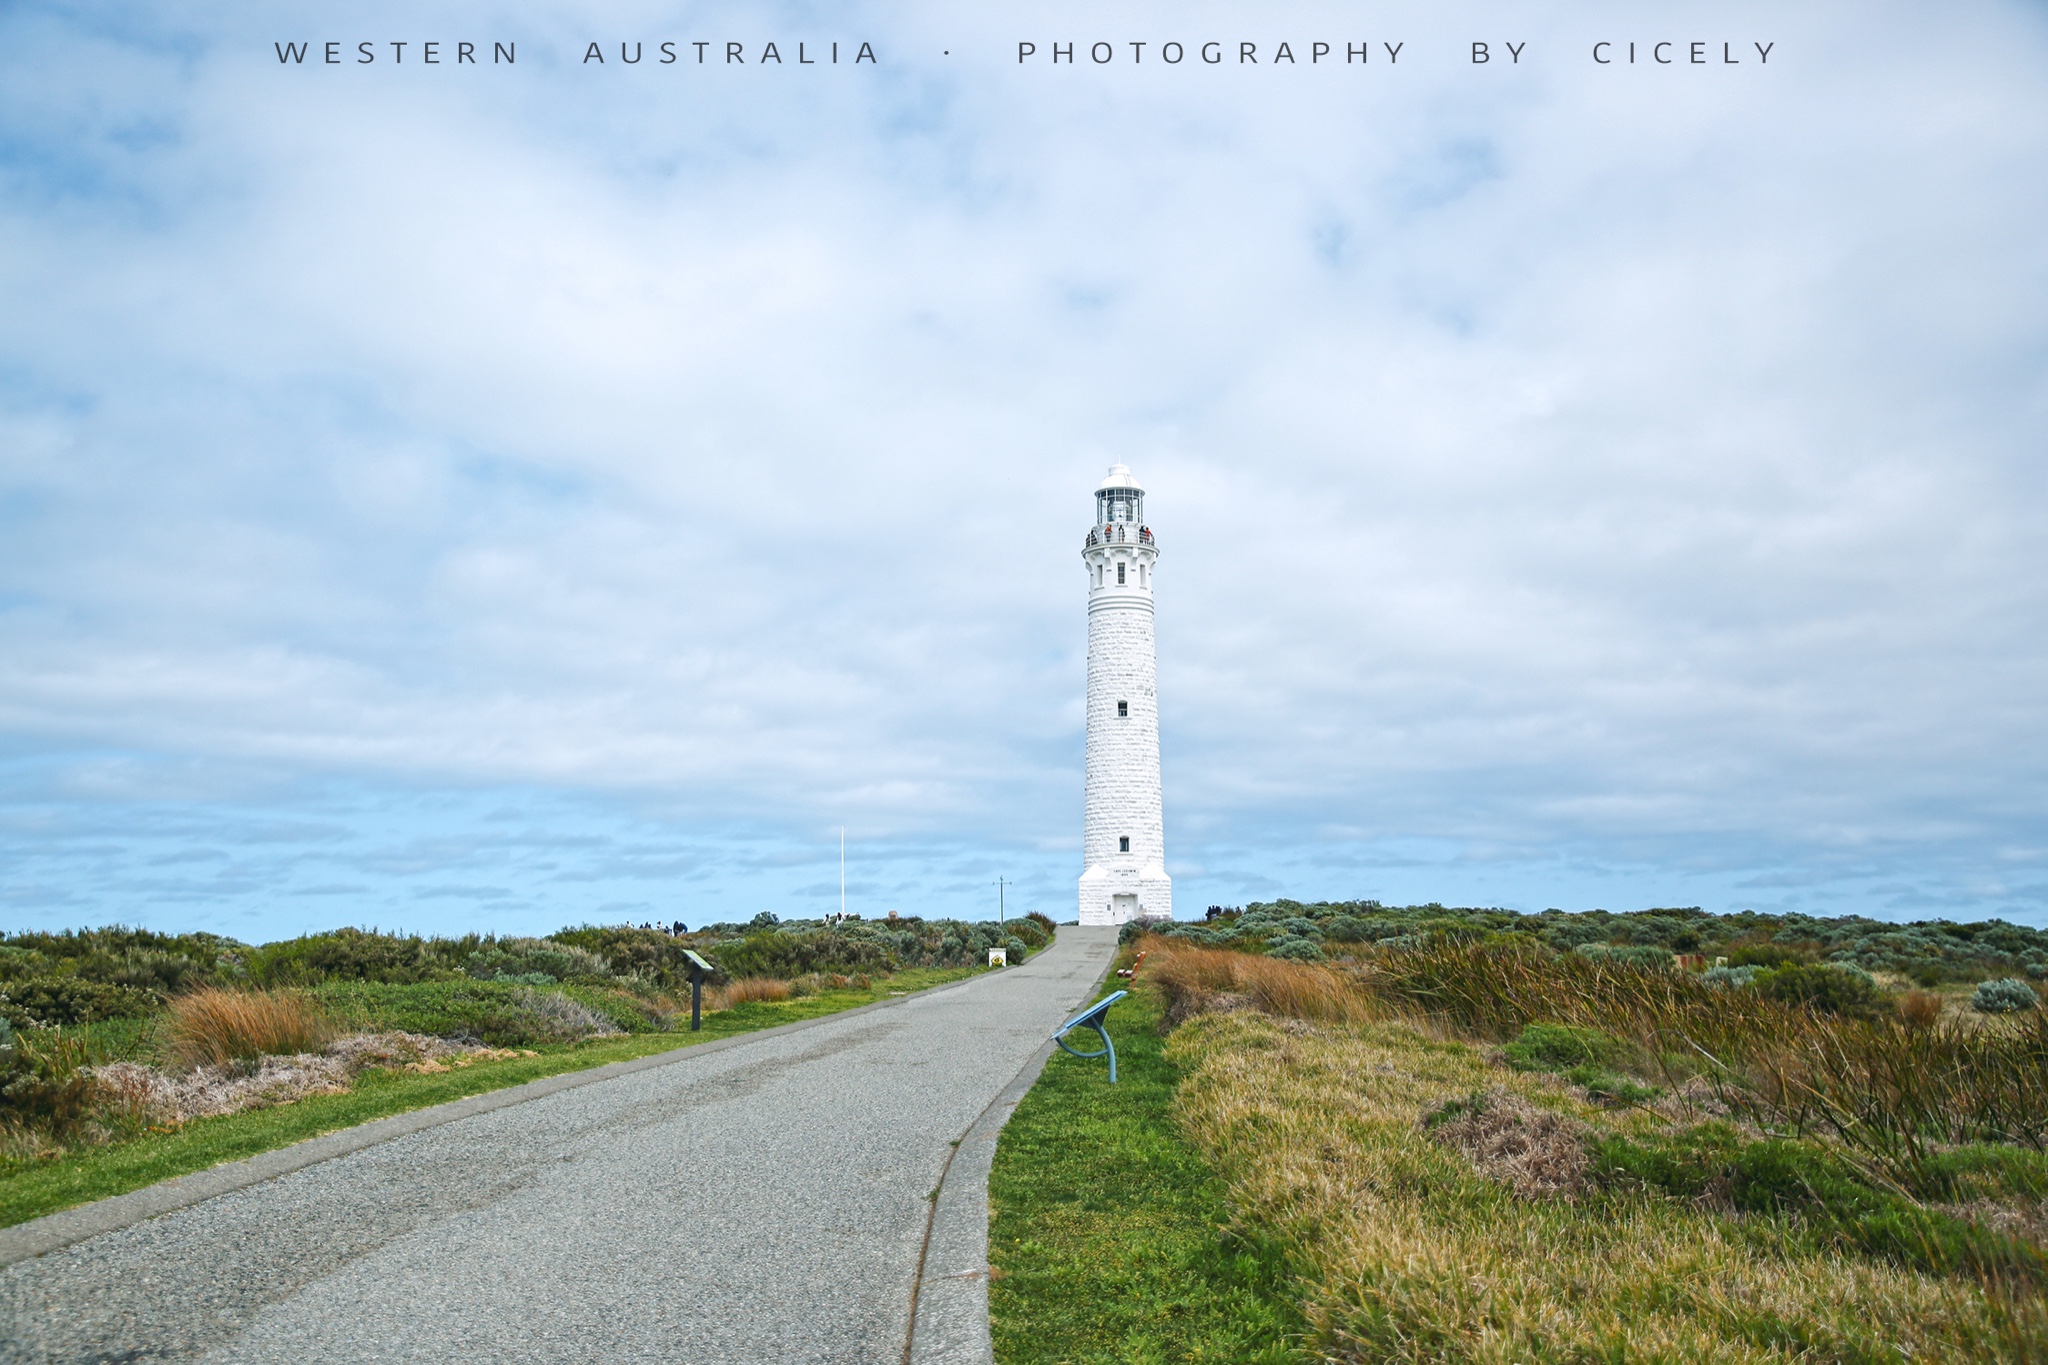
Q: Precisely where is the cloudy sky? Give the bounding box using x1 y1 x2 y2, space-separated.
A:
2 0 2044 939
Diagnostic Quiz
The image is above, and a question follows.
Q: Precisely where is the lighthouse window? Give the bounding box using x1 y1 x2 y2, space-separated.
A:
1119 836 1131 853
1116 563 1126 585
1117 700 1128 717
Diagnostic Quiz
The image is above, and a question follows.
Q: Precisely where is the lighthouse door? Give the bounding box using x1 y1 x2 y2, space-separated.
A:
1112 893 1138 921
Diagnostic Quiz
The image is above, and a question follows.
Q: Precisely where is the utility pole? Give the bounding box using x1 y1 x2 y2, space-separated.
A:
996 876 1008 926
840 827 846 923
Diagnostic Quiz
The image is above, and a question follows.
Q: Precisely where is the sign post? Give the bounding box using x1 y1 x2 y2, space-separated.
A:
681 949 715 1032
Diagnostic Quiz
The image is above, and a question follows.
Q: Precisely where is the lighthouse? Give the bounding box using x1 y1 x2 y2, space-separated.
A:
1078 464 1172 926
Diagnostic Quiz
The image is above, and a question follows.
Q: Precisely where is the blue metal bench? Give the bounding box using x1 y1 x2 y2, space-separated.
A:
1052 990 1129 1082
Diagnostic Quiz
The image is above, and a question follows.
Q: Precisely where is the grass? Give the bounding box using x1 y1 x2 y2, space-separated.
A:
0 962 985 1231
1338 937 2048 1181
1167 1005 2044 1362
987 982 1309 1365
1116 937 2048 1362
166 988 330 1068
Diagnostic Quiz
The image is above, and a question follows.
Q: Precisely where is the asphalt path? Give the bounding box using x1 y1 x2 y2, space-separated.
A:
0 927 1119 1364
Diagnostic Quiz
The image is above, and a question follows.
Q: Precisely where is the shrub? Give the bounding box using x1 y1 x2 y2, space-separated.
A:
307 980 655 1045
1728 943 1805 969
0 978 160 1028
465 938 612 984
1575 944 1673 969
505 989 623 1041
247 929 453 986
1007 919 1049 950
1973 978 2039 1014
1501 1023 1625 1073
1701 964 1760 988
1754 963 1886 1017
547 925 709 986
0 1030 107 1141
1269 937 1325 962
1004 936 1029 962
84 950 213 996
167 989 331 1069
1324 915 1370 942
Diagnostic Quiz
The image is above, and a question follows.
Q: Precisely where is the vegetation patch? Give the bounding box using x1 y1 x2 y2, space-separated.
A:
1499 1022 1659 1104
1154 898 2048 988
1161 993 2042 1360
988 982 1308 1365
989 933 2048 1362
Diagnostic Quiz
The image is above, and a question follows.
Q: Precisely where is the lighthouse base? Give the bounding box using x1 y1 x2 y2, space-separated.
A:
1078 863 1173 926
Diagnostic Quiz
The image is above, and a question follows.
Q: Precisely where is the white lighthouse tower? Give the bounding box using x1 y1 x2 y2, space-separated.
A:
1078 464 1172 926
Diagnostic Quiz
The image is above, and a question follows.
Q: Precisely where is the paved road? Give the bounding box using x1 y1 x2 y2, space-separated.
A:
0 928 1119 1364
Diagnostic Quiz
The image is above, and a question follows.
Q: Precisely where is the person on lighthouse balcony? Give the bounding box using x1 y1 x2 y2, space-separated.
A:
1078 464 1172 927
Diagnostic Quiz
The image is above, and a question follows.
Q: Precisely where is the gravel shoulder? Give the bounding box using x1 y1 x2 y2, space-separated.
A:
0 928 1119 1365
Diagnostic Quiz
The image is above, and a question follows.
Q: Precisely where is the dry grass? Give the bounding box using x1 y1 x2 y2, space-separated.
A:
1150 943 1381 1027
1427 1089 1590 1199
1901 989 1947 1028
709 976 793 1009
1305 936 2048 1177
165 988 331 1069
1166 1007 2034 1363
91 1031 530 1124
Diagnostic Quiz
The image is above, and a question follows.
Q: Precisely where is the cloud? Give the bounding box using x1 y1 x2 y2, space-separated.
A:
1 0 2045 935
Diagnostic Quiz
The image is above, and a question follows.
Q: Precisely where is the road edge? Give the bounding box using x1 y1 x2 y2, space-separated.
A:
0 966 1002 1269
905 933 1122 1365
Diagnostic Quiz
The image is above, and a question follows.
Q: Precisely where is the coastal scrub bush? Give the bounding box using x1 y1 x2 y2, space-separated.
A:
309 980 661 1044
1753 962 1886 1017
464 938 612 985
1501 1023 1625 1073
0 978 160 1029
247 929 455 987
1573 943 1673 969
547 925 706 986
1006 919 1049 950
0 1031 109 1144
168 989 331 1069
1268 937 1324 962
505 989 622 1042
1973 978 2039 1014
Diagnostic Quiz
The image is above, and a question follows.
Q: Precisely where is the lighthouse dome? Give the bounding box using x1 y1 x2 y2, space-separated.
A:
1094 464 1146 525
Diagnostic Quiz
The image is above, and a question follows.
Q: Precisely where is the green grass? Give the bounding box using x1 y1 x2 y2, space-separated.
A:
0 963 986 1231
987 984 1308 1365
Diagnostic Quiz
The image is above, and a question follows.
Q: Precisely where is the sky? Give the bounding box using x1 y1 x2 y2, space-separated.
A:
2 0 2045 940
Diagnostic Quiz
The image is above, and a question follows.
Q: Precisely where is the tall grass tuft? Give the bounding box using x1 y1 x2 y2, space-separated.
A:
1142 934 2048 1185
167 988 331 1069
1149 943 1378 1025
711 977 793 1009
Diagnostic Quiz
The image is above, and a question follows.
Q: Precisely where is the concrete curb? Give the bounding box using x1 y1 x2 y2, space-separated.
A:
0 970 997 1269
906 943 1121 1365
